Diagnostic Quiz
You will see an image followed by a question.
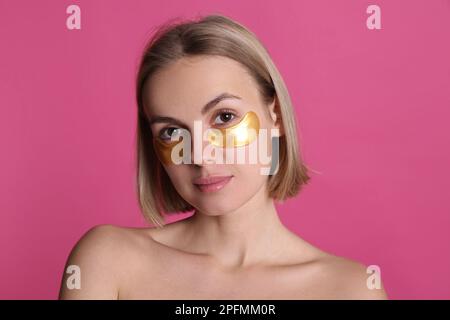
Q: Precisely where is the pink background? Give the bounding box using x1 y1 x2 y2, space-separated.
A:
1 0 449 299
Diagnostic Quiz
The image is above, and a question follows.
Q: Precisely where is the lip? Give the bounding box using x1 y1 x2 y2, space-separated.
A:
193 175 233 193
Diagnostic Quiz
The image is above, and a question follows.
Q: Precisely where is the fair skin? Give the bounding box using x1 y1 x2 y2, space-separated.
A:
59 55 388 299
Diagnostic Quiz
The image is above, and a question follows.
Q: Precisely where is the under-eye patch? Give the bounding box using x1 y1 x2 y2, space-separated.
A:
207 111 260 147
153 111 260 165
153 137 180 165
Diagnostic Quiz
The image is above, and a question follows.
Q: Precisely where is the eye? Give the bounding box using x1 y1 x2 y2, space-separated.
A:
213 110 237 126
159 127 181 141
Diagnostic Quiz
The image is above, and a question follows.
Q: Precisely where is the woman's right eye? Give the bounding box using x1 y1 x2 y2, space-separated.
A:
159 127 181 141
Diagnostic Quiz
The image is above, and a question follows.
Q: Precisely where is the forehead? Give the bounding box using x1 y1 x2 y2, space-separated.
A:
143 55 261 118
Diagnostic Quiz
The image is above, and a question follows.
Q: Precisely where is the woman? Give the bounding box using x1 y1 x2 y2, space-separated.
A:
59 14 387 299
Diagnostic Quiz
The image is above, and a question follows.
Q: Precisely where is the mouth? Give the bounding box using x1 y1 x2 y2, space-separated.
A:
193 175 234 193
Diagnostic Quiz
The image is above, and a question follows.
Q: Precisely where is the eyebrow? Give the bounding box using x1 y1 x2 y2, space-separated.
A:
200 92 241 115
148 92 241 126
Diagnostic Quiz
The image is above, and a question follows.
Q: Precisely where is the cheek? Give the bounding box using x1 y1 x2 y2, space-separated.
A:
163 165 192 193
235 162 268 186
216 159 268 204
219 163 269 212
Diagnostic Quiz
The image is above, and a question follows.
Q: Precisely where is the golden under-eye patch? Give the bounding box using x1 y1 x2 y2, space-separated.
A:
153 136 183 165
153 111 260 165
207 111 260 147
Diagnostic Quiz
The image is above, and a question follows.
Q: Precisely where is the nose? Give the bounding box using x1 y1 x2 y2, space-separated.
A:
190 127 225 166
191 133 214 165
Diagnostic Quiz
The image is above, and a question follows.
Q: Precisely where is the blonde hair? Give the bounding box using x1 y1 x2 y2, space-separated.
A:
135 14 312 227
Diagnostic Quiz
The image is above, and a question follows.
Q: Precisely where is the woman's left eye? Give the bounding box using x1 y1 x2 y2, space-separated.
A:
214 111 236 125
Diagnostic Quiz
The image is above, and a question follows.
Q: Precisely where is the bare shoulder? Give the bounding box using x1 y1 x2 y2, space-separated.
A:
58 224 156 299
309 252 388 300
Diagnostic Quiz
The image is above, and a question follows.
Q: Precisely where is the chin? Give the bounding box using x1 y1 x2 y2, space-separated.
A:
191 189 259 216
192 199 238 216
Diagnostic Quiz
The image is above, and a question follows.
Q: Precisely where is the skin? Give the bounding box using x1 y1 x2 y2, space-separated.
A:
59 55 388 300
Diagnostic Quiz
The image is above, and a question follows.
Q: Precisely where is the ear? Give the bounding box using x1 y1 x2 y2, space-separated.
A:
268 96 285 137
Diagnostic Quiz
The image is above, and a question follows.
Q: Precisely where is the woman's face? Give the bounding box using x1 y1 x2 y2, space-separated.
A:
143 55 280 215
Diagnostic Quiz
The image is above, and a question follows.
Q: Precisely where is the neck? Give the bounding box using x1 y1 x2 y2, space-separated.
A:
184 183 290 270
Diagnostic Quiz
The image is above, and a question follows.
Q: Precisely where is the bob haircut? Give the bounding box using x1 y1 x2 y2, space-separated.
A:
135 14 311 227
